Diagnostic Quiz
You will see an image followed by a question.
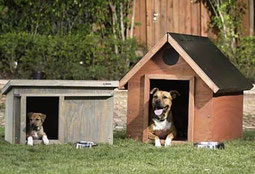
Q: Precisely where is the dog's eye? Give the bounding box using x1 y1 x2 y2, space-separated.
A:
163 96 168 99
36 118 40 121
153 95 158 99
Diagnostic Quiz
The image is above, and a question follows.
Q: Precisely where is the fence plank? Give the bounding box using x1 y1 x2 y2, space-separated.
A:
185 1 192 34
154 0 161 45
160 0 167 35
140 0 147 43
166 0 174 32
173 0 179 33
191 2 201 35
146 0 154 48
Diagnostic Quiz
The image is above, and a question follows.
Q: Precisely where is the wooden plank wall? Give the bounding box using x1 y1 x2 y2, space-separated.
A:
134 0 209 48
134 0 252 48
126 45 214 142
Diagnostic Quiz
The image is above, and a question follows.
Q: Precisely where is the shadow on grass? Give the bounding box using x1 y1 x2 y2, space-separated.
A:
242 129 255 141
113 130 127 140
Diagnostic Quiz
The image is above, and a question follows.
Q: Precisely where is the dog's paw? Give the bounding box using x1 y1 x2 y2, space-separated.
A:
155 138 161 147
42 135 49 145
27 136 33 146
164 137 172 147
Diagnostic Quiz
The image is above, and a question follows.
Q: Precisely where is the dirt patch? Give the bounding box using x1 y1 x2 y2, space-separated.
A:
243 114 255 129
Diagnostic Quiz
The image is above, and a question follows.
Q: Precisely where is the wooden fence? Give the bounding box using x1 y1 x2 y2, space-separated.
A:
133 0 253 48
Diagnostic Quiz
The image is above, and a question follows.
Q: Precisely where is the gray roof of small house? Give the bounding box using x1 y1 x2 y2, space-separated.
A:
169 33 253 93
2 80 119 95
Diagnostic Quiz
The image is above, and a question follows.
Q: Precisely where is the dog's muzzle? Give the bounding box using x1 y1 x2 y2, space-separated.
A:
153 105 169 117
31 124 40 131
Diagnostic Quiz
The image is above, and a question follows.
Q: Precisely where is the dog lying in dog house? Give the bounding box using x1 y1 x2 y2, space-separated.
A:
149 88 180 147
26 112 49 146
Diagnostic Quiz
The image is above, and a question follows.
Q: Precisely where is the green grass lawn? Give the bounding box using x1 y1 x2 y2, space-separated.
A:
0 127 254 174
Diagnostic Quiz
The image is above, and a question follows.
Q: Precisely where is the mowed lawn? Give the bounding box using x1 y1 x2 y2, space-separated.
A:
0 127 254 174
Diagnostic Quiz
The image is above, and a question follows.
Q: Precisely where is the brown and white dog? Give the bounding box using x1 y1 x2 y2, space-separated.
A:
26 112 49 146
148 88 180 147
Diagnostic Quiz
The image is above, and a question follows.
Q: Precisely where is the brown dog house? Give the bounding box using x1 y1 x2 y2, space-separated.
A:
2 80 118 144
120 33 253 143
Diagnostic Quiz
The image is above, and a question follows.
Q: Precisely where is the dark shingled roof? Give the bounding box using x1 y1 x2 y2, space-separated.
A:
168 33 253 93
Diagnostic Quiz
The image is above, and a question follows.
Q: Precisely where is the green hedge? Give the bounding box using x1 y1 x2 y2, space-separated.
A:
235 36 255 82
0 33 138 80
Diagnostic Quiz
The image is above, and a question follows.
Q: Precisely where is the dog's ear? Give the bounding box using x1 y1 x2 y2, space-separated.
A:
40 113 47 122
169 90 180 99
27 112 34 119
150 88 159 95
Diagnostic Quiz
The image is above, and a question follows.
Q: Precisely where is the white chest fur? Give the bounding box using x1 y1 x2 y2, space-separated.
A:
152 119 172 131
32 131 39 139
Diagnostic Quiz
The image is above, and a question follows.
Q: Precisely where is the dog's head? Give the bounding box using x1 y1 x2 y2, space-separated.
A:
27 112 46 131
150 88 180 120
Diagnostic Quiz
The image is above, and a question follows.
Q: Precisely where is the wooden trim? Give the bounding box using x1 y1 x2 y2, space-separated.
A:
58 96 65 143
143 74 195 142
167 34 219 93
15 93 114 97
142 75 150 142
147 74 194 80
20 96 26 144
188 76 195 142
120 33 219 93
33 140 62 145
2 80 119 95
119 34 168 88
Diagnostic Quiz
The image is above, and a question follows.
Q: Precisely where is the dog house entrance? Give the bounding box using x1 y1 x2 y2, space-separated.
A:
26 97 59 139
144 74 194 142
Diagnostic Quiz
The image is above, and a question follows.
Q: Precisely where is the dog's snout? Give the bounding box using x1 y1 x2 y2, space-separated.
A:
155 99 161 104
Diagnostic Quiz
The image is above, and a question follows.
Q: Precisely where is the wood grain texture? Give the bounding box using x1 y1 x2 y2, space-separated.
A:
178 0 185 34
140 0 147 43
126 45 214 142
5 89 14 143
4 80 116 144
146 0 154 48
200 2 210 36
126 78 144 140
2 80 119 95
132 0 216 48
191 1 201 35
172 0 179 33
212 94 243 141
58 96 65 143
14 96 21 143
20 96 26 144
154 0 161 45
63 96 113 144
166 0 174 32
143 74 195 142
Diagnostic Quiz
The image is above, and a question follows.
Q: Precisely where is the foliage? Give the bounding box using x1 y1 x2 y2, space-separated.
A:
208 0 246 55
0 0 141 80
206 0 255 81
0 0 109 35
236 36 255 81
0 33 137 80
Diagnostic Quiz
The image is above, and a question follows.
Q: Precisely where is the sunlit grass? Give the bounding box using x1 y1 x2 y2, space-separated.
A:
0 127 254 174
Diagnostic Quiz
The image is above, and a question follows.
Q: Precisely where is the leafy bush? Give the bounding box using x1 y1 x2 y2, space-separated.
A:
0 0 109 35
235 36 255 82
206 0 254 82
0 33 138 80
